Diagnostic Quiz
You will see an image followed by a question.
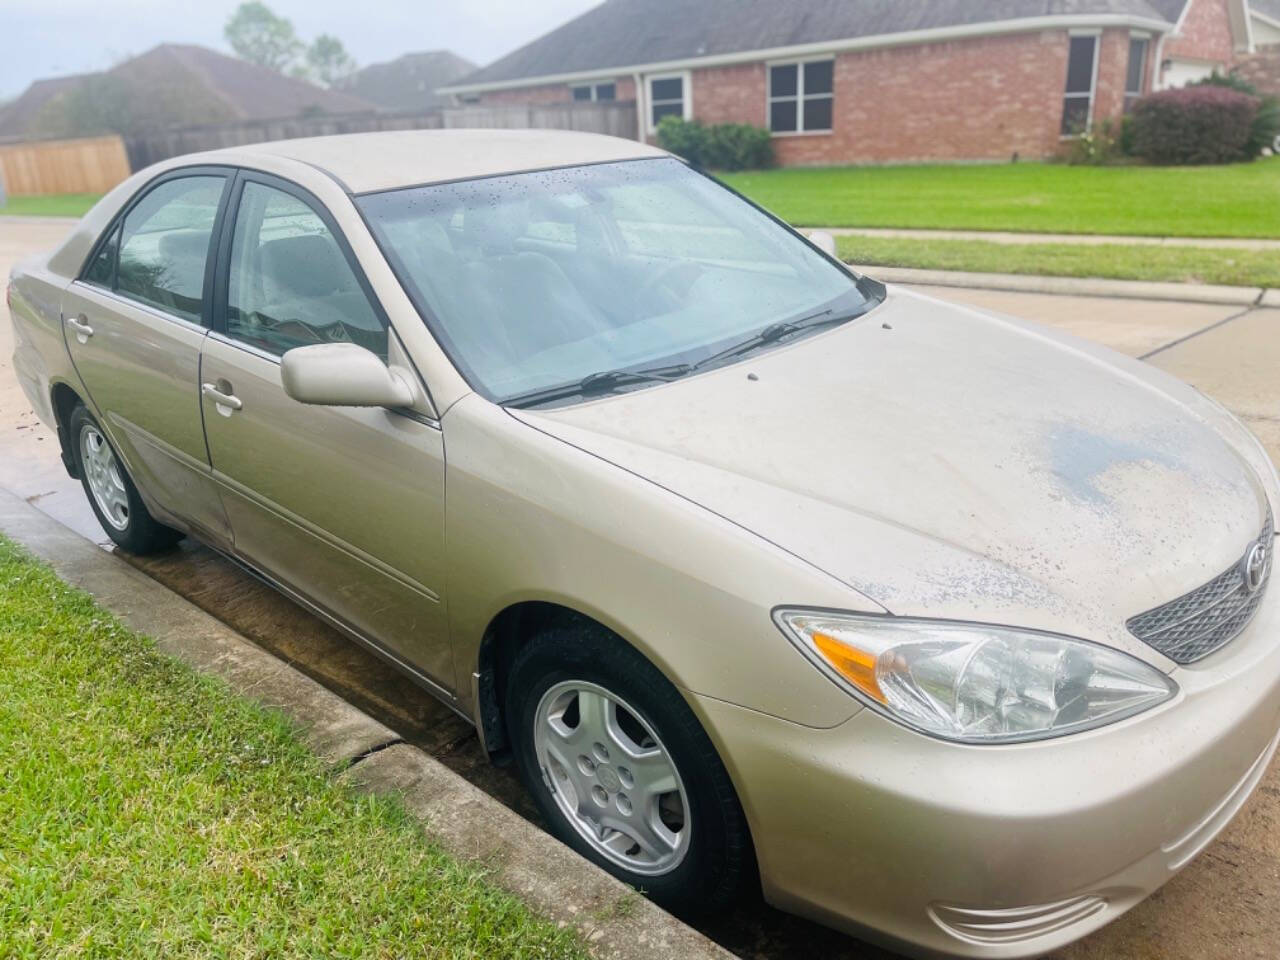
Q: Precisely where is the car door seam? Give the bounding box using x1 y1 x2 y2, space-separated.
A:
210 469 440 603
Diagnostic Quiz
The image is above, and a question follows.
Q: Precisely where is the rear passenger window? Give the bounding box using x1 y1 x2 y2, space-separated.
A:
116 176 224 324
84 223 120 288
226 182 386 360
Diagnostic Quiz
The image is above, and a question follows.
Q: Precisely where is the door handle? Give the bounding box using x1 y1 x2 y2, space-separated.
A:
65 315 94 343
201 381 243 416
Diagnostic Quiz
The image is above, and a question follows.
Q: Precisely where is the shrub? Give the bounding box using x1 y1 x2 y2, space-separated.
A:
1192 71 1258 95
1252 96 1280 156
656 116 773 171
703 123 773 171
1062 117 1125 165
655 116 709 165
1192 72 1280 158
1130 86 1259 165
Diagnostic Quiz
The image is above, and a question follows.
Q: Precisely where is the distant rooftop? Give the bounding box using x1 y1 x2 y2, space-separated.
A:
0 44 375 139
337 50 477 112
447 0 1191 91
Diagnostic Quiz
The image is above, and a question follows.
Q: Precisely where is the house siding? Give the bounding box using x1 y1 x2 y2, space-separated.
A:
464 25 1167 165
1235 48 1280 93
1162 0 1237 66
692 63 767 127
688 29 1138 165
474 77 636 105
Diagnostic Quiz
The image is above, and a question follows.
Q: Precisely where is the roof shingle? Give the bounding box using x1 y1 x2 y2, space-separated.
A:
452 0 1188 89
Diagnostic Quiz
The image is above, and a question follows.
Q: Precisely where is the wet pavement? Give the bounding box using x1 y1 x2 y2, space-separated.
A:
3 216 1279 959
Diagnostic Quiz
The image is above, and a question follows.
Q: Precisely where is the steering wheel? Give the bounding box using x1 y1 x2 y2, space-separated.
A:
635 260 705 304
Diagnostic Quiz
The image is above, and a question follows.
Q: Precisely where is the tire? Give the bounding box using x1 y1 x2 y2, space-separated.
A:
69 403 182 554
505 623 752 916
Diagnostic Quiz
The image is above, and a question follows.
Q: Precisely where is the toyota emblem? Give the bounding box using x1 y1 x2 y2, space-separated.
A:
1244 541 1269 594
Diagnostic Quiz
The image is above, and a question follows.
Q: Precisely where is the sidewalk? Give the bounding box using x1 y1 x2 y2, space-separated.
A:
810 226 1280 251
857 263 1272 306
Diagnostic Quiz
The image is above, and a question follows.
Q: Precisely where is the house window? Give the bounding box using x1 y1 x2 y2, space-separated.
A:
1125 36 1149 112
648 73 688 130
571 82 617 102
768 58 834 134
1061 34 1099 136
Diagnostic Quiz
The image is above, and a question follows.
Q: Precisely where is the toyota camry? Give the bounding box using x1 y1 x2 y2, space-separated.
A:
8 130 1278 958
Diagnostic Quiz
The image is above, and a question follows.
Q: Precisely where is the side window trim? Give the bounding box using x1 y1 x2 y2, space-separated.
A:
77 165 237 329
81 221 121 290
212 168 392 344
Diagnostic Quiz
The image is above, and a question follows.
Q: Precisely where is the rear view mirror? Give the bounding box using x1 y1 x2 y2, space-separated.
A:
809 230 837 257
281 343 415 408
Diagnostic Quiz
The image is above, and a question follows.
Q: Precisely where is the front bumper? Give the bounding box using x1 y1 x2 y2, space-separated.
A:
694 585 1280 958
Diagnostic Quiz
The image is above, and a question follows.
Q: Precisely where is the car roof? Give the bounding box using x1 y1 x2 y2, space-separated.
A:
207 128 670 194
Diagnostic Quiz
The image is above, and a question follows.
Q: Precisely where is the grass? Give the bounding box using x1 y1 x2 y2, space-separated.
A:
0 193 101 217
722 159 1280 238
0 537 587 960
838 235 1280 288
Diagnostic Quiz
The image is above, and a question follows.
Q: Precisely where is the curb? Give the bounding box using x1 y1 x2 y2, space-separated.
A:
848 263 1266 306
0 486 732 960
806 226 1280 251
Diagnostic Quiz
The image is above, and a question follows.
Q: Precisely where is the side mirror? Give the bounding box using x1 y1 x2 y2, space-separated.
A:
809 230 837 257
281 342 415 408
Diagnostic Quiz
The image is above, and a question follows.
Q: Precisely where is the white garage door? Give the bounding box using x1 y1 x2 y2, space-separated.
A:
1162 58 1220 88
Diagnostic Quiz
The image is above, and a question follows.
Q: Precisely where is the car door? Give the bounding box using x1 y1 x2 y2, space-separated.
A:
62 169 233 544
200 171 453 692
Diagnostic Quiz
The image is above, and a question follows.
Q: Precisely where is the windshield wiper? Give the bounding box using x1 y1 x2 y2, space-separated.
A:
690 309 850 371
502 309 857 410
502 363 692 410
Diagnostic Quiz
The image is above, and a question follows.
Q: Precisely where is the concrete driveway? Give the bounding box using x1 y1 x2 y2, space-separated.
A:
2 215 1278 960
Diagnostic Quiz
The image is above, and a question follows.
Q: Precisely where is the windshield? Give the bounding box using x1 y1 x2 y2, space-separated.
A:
357 157 877 404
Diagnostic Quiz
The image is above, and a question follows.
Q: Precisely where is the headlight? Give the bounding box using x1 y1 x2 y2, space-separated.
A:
775 610 1176 744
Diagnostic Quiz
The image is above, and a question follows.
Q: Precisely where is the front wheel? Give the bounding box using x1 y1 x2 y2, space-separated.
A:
69 403 182 554
505 624 752 916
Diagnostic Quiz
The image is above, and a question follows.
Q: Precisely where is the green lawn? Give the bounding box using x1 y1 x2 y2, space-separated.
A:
722 159 1280 238
838 235 1280 288
0 193 101 217
0 538 587 960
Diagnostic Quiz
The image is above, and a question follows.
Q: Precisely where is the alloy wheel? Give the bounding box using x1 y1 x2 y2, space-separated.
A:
533 679 690 876
80 424 130 531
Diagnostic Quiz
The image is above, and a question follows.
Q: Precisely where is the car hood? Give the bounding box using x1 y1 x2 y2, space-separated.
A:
510 289 1270 658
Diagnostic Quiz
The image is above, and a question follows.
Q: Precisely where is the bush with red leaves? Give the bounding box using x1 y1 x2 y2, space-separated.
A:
1130 86 1260 165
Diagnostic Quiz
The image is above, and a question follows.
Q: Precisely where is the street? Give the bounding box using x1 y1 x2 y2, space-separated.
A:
3 215 1278 959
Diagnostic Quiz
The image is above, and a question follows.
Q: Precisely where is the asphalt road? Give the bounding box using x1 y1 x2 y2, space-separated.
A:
3 215 1278 959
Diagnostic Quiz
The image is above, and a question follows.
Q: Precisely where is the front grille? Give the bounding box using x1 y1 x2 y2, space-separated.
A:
1127 511 1273 664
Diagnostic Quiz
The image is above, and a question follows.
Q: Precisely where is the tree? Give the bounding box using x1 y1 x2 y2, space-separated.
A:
224 1 303 73
306 34 356 87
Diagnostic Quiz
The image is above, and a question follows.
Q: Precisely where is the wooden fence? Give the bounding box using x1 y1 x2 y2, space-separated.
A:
0 102 643 192
442 101 639 140
124 101 639 170
0 135 131 196
123 109 446 171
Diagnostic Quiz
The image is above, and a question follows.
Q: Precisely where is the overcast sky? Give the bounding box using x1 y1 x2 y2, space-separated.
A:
2 0 601 99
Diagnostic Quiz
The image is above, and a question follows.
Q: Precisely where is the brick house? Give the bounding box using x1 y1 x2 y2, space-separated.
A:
439 0 1260 165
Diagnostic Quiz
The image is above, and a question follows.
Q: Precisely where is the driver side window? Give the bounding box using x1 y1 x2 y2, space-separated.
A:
226 181 386 360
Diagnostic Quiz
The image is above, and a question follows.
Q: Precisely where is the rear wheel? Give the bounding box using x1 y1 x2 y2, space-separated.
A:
505 623 752 916
69 403 182 554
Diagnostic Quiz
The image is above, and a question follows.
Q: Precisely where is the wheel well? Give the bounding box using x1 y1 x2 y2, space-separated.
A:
50 383 83 479
475 601 614 758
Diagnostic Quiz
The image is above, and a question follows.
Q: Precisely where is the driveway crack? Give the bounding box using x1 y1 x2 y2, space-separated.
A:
1140 305 1257 361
